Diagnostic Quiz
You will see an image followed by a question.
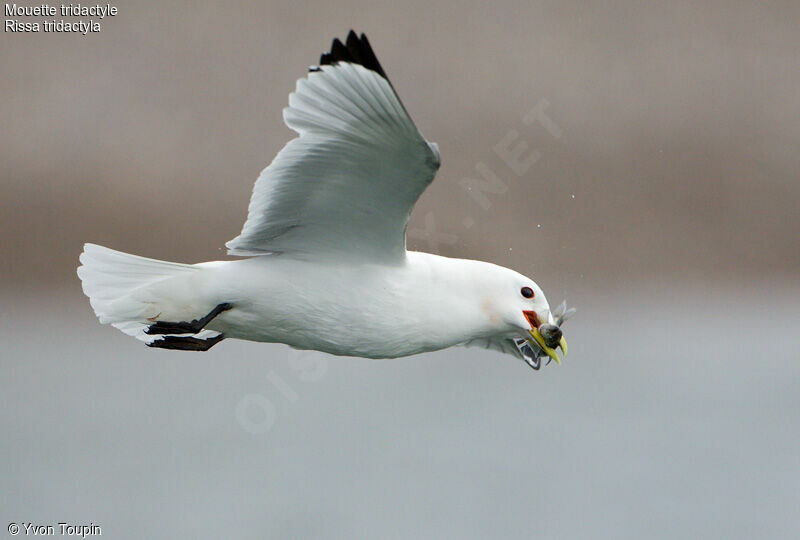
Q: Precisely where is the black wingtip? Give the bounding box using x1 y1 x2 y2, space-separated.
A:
314 31 388 80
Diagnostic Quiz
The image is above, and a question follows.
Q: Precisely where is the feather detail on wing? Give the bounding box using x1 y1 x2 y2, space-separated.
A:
463 338 526 359
226 31 441 262
464 337 547 369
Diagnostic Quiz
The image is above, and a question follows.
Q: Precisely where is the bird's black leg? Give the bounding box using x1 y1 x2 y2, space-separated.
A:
145 303 233 335
147 333 225 351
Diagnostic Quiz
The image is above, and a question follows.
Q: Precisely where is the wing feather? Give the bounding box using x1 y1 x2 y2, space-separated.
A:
464 338 525 360
226 32 440 261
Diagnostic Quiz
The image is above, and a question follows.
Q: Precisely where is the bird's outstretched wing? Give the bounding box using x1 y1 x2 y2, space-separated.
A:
226 31 441 261
463 338 545 370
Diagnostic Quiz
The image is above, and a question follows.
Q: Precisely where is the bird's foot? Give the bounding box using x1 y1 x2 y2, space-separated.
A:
145 303 233 335
147 333 225 351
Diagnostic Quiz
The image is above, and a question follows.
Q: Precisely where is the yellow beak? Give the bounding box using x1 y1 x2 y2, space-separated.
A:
528 328 568 365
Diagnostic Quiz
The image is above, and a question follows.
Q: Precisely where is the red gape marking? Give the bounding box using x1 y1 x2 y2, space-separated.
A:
523 310 541 329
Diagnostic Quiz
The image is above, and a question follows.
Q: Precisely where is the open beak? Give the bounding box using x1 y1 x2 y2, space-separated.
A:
528 327 567 365
523 311 568 365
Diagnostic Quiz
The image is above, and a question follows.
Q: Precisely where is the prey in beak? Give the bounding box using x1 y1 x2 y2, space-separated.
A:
521 300 573 369
529 324 567 364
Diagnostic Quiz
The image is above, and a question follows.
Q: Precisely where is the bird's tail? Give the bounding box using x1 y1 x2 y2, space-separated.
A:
77 243 200 342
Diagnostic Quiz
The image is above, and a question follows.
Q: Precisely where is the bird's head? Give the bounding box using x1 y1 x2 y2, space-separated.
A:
492 272 572 368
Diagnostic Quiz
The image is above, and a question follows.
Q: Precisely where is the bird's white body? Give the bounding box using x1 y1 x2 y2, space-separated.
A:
203 252 511 357
78 32 569 366
103 249 527 358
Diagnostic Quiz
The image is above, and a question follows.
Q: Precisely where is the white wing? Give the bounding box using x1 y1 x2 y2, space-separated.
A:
464 338 525 360
464 337 547 370
226 32 441 261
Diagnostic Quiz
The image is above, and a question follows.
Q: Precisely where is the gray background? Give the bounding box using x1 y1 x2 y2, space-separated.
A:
1 1 798 538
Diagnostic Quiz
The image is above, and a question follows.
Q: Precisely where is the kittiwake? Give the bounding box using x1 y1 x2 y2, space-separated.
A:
77 31 572 370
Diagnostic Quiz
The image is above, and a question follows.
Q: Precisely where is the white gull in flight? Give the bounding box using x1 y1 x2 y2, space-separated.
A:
78 31 571 370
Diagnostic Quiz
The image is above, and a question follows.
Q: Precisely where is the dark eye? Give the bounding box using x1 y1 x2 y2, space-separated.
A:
521 287 534 298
